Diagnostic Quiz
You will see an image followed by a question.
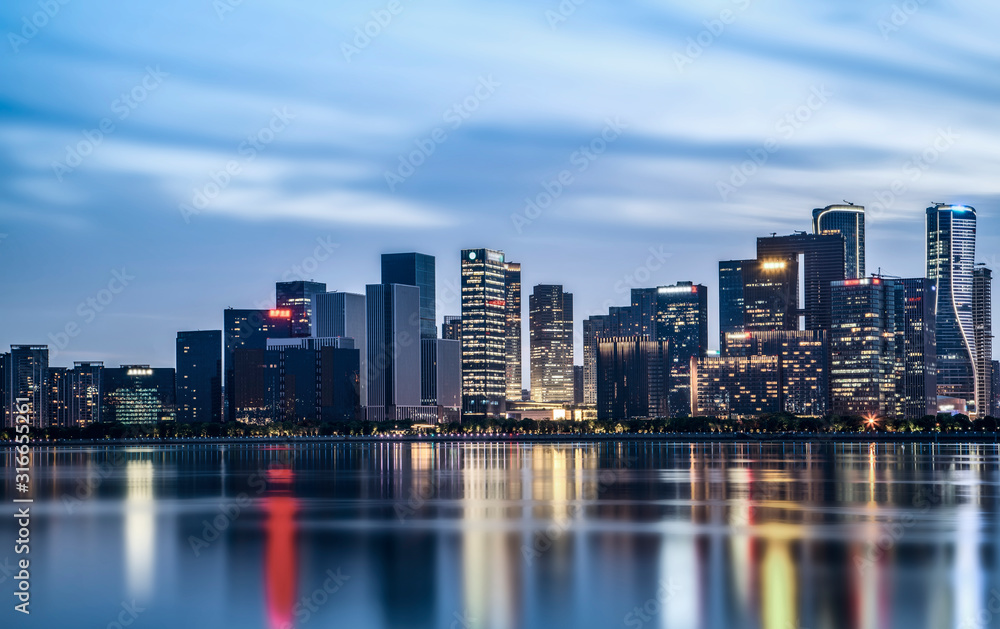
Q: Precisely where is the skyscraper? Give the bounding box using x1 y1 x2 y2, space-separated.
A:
69 361 103 427
224 308 292 421
366 283 422 420
441 316 462 341
529 284 574 403
992 361 1000 417
813 203 866 279
460 248 506 418
630 288 659 338
276 280 327 338
900 278 937 418
690 355 781 419
583 315 609 405
743 256 799 334
503 262 522 401
596 337 671 420
8 345 48 428
102 365 177 424
973 266 993 418
718 259 746 348
655 282 708 416
927 203 977 413
46 366 71 427
723 330 829 416
176 330 223 423
421 338 461 412
381 252 436 340
829 277 903 417
312 291 367 404
757 232 846 331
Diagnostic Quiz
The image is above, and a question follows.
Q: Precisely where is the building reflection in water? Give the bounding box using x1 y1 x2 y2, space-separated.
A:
263 467 298 629
125 457 155 600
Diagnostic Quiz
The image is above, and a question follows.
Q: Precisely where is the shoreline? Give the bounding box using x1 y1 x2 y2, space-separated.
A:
5 432 1000 447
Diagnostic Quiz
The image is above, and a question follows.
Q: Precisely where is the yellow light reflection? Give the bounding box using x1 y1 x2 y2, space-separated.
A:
125 459 154 600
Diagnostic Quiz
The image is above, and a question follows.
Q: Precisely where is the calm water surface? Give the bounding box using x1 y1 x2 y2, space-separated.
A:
3 441 1000 629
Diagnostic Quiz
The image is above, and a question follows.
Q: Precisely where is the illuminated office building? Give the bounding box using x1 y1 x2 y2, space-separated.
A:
69 361 104 427
813 203 865 278
366 283 422 421
46 366 71 427
830 277 903 417
176 330 222 423
529 284 574 403
900 279 937 418
927 203 977 413
723 330 828 416
973 266 993 418
690 355 780 419
224 308 292 422
7 345 48 428
102 365 177 424
655 282 708 416
757 232 846 331
441 316 462 341
503 262 522 400
276 280 327 338
596 337 670 420
266 344 359 423
460 248 507 419
720 257 798 352
381 252 436 340
630 288 659 338
992 361 1000 417
583 315 608 404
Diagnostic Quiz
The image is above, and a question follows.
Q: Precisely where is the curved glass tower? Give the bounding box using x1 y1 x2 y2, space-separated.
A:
926 203 977 413
813 203 865 279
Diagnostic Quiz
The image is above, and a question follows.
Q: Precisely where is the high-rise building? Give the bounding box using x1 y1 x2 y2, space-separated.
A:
596 337 671 420
757 232 846 331
973 266 993 418
991 361 1000 417
503 262 522 401
224 308 292 421
270 345 359 423
630 288 659 338
441 316 462 341
655 282 708 416
312 292 367 404
46 366 71 427
102 365 177 424
176 330 223 423
69 361 103 427
421 338 461 410
366 283 422 420
741 256 799 335
583 315 608 405
573 365 583 404
719 260 746 348
927 203 977 413
813 203 866 279
276 280 327 338
0 352 8 428
900 279 937 418
830 277 903 417
723 330 828 416
8 345 48 428
381 252 436 340
460 248 507 419
529 285 574 403
690 355 781 419
230 349 281 424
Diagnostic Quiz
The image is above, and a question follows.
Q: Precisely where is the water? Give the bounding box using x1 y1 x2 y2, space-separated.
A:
3 441 1000 629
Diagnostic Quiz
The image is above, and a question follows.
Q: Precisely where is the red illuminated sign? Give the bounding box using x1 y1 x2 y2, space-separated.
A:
487 300 506 307
269 309 292 318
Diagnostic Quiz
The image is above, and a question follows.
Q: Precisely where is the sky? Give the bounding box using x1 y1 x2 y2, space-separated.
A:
1 0 998 374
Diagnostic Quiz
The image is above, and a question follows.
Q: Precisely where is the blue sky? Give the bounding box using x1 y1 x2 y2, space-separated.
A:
1 0 998 370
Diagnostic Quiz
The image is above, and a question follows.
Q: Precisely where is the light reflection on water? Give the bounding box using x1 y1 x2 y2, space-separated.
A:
2 441 999 629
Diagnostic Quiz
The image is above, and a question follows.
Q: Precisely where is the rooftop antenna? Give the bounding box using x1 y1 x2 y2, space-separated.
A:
770 232 777 237
843 199 854 206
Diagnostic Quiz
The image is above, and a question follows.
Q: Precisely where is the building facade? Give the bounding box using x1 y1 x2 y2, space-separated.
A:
529 284 574 403
224 308 292 422
69 361 103 427
46 366 71 427
655 282 708 416
366 283 422 418
381 252 436 340
596 337 671 420
312 291 367 404
503 262 522 401
421 338 462 410
973 266 993 418
583 315 608 405
276 280 327 338
813 203 866 279
900 278 938 418
460 248 507 418
690 355 781 420
927 203 977 413
176 330 222 423
441 316 462 341
757 232 846 331
8 345 48 428
723 330 829 416
102 365 177 424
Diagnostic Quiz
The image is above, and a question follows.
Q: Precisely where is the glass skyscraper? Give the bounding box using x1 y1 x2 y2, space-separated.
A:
655 282 708 416
176 330 223 423
381 252 437 340
973 266 993 418
529 284 574 403
757 232 846 331
503 262 522 401
900 278 937 418
927 203 977 413
813 203 866 279
276 281 327 338
460 248 506 418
